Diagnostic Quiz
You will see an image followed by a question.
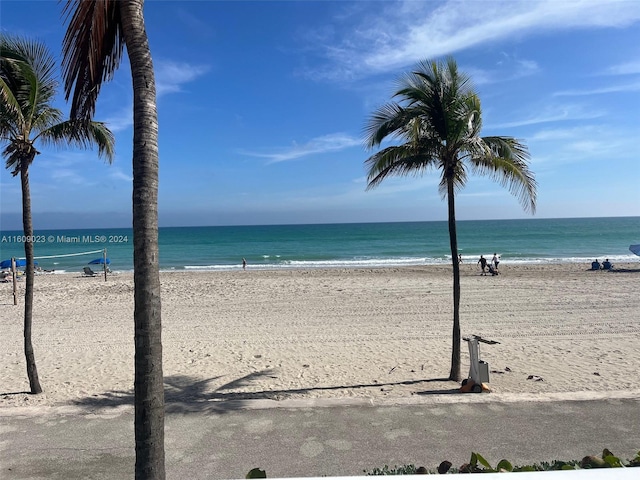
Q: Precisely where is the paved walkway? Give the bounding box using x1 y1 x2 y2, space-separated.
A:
2 394 639 479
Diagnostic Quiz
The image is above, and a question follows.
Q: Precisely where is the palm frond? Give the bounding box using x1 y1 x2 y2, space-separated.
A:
0 78 22 136
437 160 469 199
1 35 58 112
365 144 439 190
61 0 124 121
38 119 115 162
471 136 537 214
1 35 61 139
0 36 57 90
0 39 29 121
30 106 64 134
364 102 410 149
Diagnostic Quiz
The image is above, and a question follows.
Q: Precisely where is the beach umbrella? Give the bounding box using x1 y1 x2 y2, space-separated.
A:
88 257 111 265
630 244 640 257
0 258 38 269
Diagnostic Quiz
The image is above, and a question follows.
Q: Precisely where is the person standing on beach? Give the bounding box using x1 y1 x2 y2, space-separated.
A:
242 258 247 270
458 254 463 264
492 253 500 270
477 255 487 275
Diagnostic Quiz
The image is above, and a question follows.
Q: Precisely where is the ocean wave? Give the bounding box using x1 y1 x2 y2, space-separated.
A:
176 254 639 271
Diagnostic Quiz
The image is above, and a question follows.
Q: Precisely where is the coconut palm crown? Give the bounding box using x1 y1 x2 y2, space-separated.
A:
364 57 537 381
1 36 114 173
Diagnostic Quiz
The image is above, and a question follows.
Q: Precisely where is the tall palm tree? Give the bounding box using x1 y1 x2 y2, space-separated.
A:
0 35 114 395
364 57 537 381
60 1 165 477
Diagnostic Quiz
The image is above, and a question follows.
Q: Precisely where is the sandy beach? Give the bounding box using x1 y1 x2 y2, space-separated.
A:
1 263 639 411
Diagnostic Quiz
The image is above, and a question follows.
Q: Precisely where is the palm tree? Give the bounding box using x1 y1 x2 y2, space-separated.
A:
0 35 114 395
364 57 537 381
60 1 165 477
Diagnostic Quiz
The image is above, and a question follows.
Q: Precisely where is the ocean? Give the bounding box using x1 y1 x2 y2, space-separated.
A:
0 217 638 273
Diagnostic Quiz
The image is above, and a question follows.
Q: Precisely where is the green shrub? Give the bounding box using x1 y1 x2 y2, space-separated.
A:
249 448 640 477
363 448 640 475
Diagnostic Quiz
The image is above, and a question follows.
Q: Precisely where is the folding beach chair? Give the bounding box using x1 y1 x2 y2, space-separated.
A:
83 266 97 277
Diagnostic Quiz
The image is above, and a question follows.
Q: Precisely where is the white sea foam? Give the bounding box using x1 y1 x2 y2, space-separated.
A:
177 253 639 272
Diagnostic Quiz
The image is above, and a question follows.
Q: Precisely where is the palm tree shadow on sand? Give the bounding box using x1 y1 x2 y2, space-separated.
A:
69 372 460 414
608 268 640 273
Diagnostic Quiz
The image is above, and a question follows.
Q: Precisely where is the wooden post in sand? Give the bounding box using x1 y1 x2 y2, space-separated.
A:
11 257 17 306
103 248 108 282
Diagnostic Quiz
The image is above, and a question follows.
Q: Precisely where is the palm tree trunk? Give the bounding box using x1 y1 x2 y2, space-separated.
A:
446 177 461 382
120 1 165 478
20 162 42 394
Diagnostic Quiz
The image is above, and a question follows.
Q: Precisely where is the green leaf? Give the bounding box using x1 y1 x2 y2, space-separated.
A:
474 452 493 469
246 468 267 479
496 459 513 472
603 455 622 467
514 465 537 472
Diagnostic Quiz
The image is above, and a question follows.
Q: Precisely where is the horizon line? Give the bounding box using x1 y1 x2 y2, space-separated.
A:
1 215 638 233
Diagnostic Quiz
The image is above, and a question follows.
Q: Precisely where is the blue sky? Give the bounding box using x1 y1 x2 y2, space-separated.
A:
1 0 639 230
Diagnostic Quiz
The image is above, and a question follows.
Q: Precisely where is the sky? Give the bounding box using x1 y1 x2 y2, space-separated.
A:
0 0 639 230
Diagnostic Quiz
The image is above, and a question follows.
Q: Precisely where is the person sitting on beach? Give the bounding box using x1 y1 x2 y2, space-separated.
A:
602 259 613 270
487 264 499 276
591 259 601 271
477 255 487 275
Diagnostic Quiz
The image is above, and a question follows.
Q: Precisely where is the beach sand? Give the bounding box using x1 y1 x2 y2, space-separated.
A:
1 263 639 411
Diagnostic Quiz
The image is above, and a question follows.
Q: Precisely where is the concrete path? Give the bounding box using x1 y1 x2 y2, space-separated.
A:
2 395 639 479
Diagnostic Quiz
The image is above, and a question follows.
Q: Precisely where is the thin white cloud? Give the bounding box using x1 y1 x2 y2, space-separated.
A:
103 106 133 133
50 169 86 186
363 176 438 196
38 151 88 168
490 104 605 129
554 82 640 96
99 59 210 132
528 125 636 166
241 174 437 213
108 168 132 183
155 60 209 96
459 190 507 199
603 60 640 76
529 126 593 142
305 0 640 81
352 176 367 184
0 181 20 193
466 56 540 86
240 133 362 163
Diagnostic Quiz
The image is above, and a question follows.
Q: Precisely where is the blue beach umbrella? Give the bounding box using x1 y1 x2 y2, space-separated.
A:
1 258 38 269
630 244 640 257
88 257 111 265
